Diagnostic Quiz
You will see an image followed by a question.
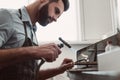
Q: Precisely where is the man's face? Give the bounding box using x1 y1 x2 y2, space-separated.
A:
37 0 64 26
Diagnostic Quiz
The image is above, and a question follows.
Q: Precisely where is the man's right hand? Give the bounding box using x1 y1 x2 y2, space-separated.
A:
27 43 61 62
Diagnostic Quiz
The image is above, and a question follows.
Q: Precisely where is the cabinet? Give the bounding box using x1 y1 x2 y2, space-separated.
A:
79 0 117 42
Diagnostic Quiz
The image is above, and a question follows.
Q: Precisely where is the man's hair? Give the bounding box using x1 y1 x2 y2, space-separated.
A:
49 0 69 11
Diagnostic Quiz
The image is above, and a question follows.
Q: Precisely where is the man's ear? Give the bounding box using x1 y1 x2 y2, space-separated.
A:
39 0 49 9
41 0 49 4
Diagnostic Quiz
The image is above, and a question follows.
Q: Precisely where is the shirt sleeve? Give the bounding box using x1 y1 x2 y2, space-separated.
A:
0 9 14 47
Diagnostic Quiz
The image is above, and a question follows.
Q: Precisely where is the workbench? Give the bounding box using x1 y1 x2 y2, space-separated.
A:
67 69 120 80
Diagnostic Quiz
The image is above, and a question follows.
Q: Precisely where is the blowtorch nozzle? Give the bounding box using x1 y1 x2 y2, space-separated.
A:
57 43 64 48
58 37 89 62
59 37 71 48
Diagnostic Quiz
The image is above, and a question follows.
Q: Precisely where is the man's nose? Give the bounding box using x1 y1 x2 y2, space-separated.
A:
52 16 58 22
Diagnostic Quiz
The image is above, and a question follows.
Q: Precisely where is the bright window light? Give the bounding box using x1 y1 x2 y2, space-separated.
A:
117 0 120 27
0 0 80 44
0 0 28 9
36 0 79 43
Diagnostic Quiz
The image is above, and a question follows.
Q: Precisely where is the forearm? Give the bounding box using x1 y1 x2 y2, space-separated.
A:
0 47 32 69
0 43 62 69
37 59 74 80
38 68 64 80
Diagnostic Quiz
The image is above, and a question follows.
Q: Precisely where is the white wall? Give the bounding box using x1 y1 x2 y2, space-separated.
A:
80 0 117 41
41 0 118 80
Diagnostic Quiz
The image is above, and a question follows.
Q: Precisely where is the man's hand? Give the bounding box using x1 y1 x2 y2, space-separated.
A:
58 58 74 73
28 43 61 62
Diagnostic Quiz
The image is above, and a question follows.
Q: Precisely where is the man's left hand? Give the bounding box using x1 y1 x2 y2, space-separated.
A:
58 58 74 73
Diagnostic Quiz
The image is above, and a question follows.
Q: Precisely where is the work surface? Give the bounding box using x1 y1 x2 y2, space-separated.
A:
67 68 120 80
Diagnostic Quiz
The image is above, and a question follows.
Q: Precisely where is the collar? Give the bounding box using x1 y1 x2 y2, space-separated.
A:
19 6 37 32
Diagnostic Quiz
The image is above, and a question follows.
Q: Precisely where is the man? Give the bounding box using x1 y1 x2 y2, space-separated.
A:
0 0 74 80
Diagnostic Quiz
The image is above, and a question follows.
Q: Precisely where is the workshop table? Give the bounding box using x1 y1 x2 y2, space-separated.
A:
67 68 120 80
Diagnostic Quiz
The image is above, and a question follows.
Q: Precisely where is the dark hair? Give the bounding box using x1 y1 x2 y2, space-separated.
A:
49 0 69 11
62 0 69 11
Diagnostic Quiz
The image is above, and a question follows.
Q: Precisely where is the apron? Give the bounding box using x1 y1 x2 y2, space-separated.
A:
0 9 44 80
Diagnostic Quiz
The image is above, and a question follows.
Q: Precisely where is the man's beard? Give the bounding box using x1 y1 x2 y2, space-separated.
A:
38 4 50 26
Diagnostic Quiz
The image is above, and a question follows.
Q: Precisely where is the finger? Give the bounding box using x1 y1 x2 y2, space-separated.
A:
49 50 56 62
63 58 74 64
50 47 59 59
52 43 62 55
61 62 74 71
45 44 58 59
52 51 56 61
64 62 74 69
44 50 56 62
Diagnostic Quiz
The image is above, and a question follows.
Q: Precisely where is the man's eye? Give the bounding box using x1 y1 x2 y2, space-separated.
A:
55 7 60 14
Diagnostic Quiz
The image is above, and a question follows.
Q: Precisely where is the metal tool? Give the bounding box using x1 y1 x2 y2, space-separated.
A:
35 43 64 79
58 37 77 53
37 43 64 69
58 37 89 63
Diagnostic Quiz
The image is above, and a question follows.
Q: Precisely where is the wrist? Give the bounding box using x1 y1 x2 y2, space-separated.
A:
57 66 66 74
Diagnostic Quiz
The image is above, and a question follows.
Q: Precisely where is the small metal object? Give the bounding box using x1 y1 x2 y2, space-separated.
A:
37 43 64 68
38 58 46 68
59 37 89 59
59 37 71 48
75 58 88 63
57 43 64 48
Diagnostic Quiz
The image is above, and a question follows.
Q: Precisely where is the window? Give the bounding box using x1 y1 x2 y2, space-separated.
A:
117 0 120 28
0 0 28 9
36 0 80 44
0 0 80 44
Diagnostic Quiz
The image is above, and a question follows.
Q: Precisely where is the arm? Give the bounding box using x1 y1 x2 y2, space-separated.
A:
37 58 74 80
38 67 63 80
0 10 61 69
0 47 31 69
0 43 61 69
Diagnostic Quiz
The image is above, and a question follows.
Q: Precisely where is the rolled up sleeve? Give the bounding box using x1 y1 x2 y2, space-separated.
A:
0 9 14 47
